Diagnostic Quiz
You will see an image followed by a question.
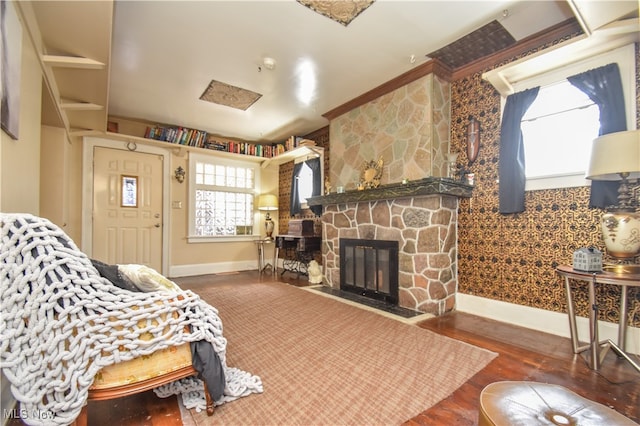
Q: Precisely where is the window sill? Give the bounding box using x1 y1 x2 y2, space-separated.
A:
187 235 259 243
525 173 591 191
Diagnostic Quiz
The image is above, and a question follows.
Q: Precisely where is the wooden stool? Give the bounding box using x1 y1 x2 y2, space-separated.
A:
479 381 638 426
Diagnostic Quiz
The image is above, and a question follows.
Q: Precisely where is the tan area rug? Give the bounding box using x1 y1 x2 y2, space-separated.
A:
185 281 497 425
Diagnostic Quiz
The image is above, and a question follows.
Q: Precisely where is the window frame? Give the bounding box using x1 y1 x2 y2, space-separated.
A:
293 152 324 211
187 152 261 243
507 43 636 191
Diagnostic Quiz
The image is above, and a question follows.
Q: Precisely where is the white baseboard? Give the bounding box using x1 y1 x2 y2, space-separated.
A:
170 260 257 278
456 293 640 355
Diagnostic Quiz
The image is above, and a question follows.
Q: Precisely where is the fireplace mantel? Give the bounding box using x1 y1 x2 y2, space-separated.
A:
307 177 472 207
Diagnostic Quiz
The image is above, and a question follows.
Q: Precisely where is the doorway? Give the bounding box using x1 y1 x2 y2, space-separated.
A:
83 139 168 273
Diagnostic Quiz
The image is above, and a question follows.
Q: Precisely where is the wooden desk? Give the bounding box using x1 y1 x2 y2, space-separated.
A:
556 265 640 370
275 235 321 277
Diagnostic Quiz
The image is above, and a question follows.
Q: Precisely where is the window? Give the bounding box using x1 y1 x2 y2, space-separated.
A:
506 43 636 191
188 153 260 241
521 81 600 179
296 162 314 207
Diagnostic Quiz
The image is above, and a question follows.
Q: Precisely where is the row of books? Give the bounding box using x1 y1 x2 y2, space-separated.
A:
284 135 316 151
144 126 208 148
144 125 309 159
204 140 286 158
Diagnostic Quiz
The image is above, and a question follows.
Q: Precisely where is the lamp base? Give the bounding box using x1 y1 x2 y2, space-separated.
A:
264 217 274 240
601 210 640 260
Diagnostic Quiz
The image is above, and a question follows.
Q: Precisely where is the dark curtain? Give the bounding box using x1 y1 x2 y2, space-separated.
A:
289 162 304 216
306 157 323 216
498 87 540 214
567 63 627 209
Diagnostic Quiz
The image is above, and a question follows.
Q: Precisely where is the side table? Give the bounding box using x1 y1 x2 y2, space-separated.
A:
254 239 278 276
556 264 640 372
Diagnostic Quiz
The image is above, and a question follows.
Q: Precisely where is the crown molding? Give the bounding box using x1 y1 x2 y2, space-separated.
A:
322 59 452 121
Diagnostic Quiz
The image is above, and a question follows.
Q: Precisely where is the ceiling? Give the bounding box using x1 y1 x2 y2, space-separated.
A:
24 1 639 144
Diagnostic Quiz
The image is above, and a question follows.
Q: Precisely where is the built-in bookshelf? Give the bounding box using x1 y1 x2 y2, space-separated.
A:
143 124 301 159
107 116 318 163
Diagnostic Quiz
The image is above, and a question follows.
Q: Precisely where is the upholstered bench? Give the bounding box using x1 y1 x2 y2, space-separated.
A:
73 343 213 426
479 381 638 426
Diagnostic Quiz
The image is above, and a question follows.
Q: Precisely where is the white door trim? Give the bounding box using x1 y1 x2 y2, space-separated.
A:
82 137 171 276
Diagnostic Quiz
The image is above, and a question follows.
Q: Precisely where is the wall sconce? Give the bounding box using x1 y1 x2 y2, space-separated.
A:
258 194 279 239
174 166 186 183
466 116 481 165
585 129 640 261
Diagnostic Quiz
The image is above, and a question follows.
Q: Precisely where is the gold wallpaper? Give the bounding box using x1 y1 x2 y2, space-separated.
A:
452 43 640 327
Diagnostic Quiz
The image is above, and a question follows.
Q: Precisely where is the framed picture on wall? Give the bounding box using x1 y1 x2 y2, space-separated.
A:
1 0 22 140
121 175 138 208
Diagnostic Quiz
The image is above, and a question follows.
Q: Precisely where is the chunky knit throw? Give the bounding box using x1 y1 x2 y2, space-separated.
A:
0 214 262 425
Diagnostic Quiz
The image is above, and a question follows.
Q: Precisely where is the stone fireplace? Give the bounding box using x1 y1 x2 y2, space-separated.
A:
307 70 468 316
308 178 471 316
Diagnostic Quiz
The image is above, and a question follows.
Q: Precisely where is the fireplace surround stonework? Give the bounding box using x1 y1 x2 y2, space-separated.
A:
310 179 470 316
322 196 457 315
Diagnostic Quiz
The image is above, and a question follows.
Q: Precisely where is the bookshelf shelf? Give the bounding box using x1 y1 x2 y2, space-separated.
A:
103 132 321 167
260 145 323 168
104 131 264 163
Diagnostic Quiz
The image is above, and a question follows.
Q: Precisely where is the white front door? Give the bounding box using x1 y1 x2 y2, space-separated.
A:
92 146 164 271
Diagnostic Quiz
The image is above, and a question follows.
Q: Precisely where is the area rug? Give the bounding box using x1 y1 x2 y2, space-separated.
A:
184 281 497 425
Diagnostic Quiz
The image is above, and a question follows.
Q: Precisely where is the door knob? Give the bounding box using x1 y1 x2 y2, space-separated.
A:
154 223 161 228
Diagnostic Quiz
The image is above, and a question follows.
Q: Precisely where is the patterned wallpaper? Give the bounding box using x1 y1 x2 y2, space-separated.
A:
453 43 640 327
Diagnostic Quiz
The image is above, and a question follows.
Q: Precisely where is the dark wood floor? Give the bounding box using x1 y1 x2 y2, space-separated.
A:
8 271 640 425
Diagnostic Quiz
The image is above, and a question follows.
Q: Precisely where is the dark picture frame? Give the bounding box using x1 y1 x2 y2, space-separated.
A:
1 0 22 140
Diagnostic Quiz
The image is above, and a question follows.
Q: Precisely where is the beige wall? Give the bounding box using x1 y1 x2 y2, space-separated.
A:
0 1 43 415
168 151 278 269
39 127 83 242
1 3 42 214
81 137 279 275
40 127 68 224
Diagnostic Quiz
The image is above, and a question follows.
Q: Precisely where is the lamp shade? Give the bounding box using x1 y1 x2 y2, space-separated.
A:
258 194 278 211
585 129 640 180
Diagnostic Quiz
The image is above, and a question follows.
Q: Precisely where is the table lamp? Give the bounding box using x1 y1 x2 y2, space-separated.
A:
585 129 640 260
258 194 278 239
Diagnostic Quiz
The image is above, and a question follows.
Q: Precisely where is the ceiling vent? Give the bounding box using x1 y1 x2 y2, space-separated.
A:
426 20 516 69
199 80 262 111
297 0 375 26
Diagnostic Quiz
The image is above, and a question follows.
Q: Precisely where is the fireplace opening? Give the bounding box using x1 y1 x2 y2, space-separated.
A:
340 238 399 305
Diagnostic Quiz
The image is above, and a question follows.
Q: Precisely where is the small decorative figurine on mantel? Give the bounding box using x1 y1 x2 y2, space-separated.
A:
360 157 384 189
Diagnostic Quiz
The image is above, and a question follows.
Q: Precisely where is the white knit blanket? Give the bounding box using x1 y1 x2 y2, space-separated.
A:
0 213 262 425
